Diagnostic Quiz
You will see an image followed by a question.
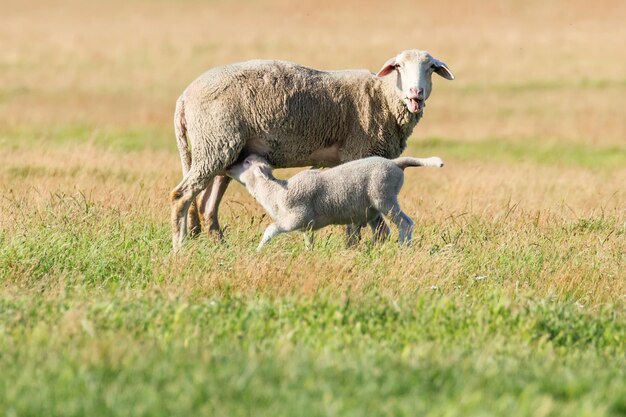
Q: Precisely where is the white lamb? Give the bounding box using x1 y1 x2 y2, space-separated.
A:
227 155 444 251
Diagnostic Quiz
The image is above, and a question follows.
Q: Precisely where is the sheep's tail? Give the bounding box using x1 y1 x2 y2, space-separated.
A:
393 156 444 170
174 96 191 176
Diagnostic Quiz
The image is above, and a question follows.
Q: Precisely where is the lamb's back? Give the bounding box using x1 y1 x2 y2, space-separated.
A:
283 158 403 227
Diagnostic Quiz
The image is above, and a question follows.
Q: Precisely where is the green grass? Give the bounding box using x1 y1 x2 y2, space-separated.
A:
0 293 625 417
1 192 625 416
2 193 624 295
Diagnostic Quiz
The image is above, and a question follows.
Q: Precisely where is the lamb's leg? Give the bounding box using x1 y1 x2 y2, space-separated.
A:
386 202 414 244
395 211 415 244
345 224 362 247
369 215 391 243
379 202 414 245
303 228 315 250
170 166 213 252
199 175 231 239
257 223 286 252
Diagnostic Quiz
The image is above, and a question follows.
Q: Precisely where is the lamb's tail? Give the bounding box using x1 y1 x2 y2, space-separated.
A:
174 96 191 176
393 156 444 170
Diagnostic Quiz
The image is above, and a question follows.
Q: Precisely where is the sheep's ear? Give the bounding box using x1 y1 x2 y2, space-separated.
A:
376 57 398 77
256 165 274 180
432 58 455 80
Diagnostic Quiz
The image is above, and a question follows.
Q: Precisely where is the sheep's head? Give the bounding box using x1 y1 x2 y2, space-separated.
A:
226 154 274 186
377 49 454 114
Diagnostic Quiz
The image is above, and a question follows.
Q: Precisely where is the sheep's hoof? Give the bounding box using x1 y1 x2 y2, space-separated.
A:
188 222 202 239
207 227 225 242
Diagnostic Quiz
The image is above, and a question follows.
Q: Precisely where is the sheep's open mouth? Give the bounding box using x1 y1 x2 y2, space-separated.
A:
407 98 423 113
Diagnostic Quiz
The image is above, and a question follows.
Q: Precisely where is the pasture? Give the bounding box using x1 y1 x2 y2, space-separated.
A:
1 0 625 415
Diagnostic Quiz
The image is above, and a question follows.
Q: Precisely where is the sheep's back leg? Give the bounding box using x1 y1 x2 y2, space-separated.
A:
188 200 203 238
199 175 231 239
170 166 214 252
188 179 213 238
170 124 245 251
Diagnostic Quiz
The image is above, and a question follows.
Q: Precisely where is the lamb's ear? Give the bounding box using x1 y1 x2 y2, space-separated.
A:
432 58 455 80
256 165 274 180
376 57 398 77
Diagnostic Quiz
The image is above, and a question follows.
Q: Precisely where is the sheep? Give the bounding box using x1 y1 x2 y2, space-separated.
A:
226 154 444 251
171 49 454 251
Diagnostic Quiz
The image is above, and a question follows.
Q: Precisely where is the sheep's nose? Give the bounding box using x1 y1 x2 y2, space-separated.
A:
409 87 423 99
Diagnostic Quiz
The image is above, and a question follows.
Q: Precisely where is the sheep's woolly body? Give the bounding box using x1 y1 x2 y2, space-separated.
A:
179 60 420 172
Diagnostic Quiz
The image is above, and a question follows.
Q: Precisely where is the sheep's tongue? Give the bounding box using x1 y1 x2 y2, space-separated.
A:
408 98 420 113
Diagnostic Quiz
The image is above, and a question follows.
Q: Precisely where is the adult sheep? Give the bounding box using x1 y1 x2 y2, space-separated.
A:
171 49 454 251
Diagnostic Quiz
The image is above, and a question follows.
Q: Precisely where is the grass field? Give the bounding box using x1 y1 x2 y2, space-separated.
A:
1 0 625 415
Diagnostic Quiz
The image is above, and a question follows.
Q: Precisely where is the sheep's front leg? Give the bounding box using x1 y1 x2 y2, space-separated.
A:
257 223 285 252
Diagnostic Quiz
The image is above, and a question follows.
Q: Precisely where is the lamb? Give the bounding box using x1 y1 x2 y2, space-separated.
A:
171 49 454 251
226 154 444 251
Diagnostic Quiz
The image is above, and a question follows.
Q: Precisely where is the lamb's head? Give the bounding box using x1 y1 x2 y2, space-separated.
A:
226 154 274 186
377 49 454 114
